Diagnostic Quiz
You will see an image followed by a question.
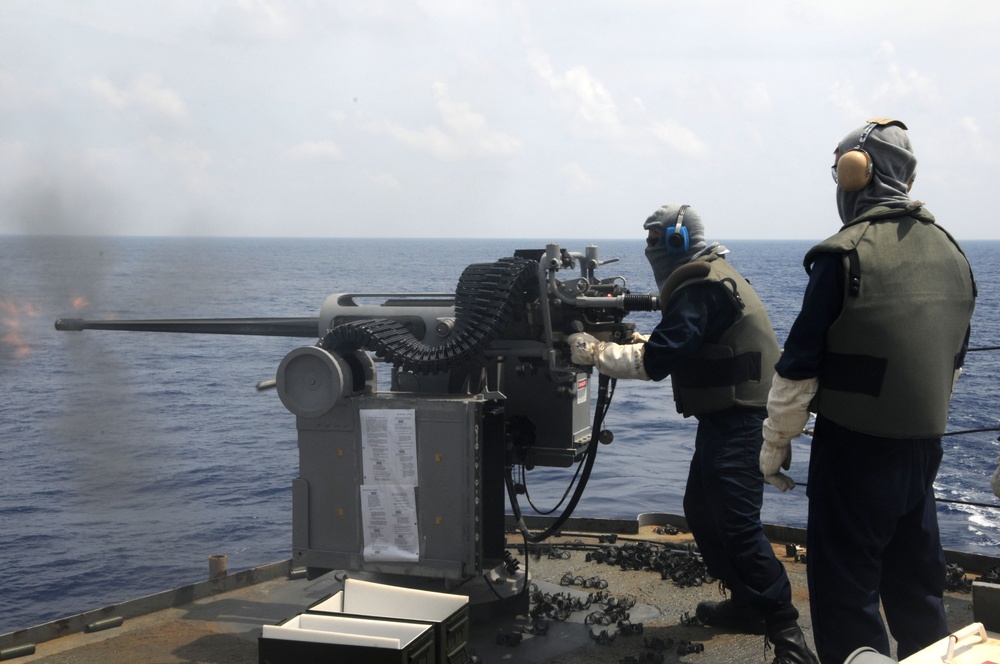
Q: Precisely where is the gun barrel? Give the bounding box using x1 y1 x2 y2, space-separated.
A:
54 317 320 338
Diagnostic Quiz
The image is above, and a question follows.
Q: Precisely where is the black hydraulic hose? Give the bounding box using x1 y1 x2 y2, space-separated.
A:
507 373 614 544
520 443 588 516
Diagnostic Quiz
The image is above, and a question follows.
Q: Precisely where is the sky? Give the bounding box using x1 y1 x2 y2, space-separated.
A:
2 1 999 240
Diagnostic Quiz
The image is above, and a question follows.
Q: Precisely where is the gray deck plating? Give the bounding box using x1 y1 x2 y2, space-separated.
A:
0 518 982 664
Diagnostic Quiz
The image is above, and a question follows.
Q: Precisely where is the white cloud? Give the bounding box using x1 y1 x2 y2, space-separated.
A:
382 82 521 161
830 40 942 121
560 162 597 193
962 116 981 134
3 1 1000 239
876 40 897 60
874 41 940 106
528 48 722 160
209 0 301 41
959 115 996 163
286 140 343 161
82 146 127 178
529 50 622 140
828 79 866 120
383 123 464 162
742 82 773 114
649 120 711 159
145 136 213 194
0 68 55 110
131 74 189 121
88 73 190 123
146 136 211 170
88 76 128 108
365 171 400 188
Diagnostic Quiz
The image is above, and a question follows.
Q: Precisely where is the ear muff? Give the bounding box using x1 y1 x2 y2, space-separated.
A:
834 117 908 192
836 147 873 192
665 205 690 255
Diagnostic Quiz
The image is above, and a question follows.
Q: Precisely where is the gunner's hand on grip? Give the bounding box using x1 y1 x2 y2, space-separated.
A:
626 331 650 344
568 332 650 380
569 332 600 366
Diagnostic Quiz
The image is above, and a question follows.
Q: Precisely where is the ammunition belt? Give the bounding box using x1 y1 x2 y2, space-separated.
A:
322 257 537 374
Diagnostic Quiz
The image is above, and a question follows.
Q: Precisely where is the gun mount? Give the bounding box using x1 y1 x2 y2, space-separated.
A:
56 243 658 598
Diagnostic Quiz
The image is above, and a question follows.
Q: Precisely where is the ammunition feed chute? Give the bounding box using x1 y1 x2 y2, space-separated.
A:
320 256 537 375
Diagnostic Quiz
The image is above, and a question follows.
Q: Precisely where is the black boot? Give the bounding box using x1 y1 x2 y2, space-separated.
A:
696 598 766 634
765 616 819 664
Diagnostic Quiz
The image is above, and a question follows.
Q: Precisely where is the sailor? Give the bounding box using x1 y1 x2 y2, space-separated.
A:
568 204 818 664
760 119 976 663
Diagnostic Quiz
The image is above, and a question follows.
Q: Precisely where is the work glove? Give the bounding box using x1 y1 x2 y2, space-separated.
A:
568 332 650 380
626 331 650 344
992 456 1000 499
760 375 819 492
759 441 794 492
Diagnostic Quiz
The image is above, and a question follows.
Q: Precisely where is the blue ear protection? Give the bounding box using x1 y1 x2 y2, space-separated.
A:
665 205 689 255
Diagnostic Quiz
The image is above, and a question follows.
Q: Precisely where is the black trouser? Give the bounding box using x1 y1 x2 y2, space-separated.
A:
806 415 947 664
683 407 792 616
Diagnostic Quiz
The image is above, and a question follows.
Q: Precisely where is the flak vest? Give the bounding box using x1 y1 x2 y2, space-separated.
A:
660 254 781 417
806 205 976 438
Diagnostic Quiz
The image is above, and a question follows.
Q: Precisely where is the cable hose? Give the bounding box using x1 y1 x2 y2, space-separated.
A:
784 425 1000 508
782 480 1000 511
507 374 614 544
320 257 537 374
942 426 1000 437
520 457 583 516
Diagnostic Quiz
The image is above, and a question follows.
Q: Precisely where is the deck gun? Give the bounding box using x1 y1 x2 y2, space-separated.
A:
56 244 659 594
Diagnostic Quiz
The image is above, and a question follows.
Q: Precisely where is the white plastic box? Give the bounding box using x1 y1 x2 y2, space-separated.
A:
901 623 1000 664
258 613 435 664
307 578 470 664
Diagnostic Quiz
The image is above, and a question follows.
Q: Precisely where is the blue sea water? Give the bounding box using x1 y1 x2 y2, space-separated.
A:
1 236 999 636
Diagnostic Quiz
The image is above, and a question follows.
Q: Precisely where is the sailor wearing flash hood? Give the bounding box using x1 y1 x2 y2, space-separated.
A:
643 203 714 290
569 205 817 664
761 119 976 664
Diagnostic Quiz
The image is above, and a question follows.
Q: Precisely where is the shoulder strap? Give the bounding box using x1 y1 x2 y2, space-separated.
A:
658 261 711 314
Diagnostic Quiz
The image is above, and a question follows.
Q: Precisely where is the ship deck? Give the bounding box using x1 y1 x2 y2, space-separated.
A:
1 516 987 664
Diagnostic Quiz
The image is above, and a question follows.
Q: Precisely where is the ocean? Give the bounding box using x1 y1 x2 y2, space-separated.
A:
2 236 999 636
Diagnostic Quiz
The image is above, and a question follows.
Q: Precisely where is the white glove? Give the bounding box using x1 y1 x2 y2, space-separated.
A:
992 456 1000 499
626 331 650 344
760 375 819 492
759 443 794 492
568 332 650 380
